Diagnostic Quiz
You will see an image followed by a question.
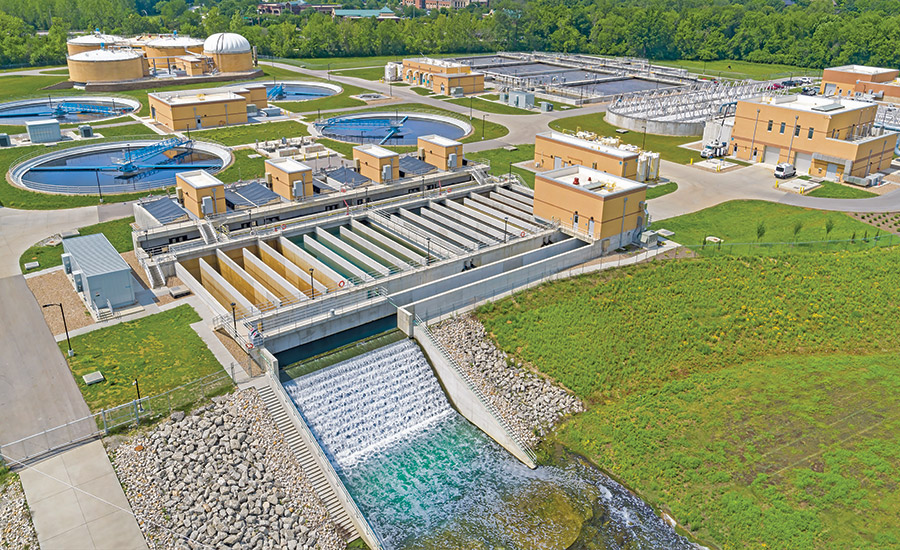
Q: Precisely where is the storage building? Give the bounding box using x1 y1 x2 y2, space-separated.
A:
534 131 640 179
533 165 648 251
401 58 484 95
62 234 135 311
731 94 898 181
176 170 226 219
820 65 900 102
417 134 462 170
266 158 313 200
353 144 399 183
26 120 62 144
148 84 266 130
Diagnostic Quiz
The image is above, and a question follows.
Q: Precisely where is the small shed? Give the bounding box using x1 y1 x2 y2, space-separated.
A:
62 234 135 311
27 120 62 144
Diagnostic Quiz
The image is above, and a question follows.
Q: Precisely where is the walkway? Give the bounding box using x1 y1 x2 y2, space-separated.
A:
18 440 148 550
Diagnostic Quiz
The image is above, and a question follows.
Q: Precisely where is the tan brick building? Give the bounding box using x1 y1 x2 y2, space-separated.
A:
534 131 640 179
731 94 897 181
820 65 900 102
148 84 267 131
176 170 225 219
401 58 484 95
265 158 313 200
417 134 463 170
353 144 399 183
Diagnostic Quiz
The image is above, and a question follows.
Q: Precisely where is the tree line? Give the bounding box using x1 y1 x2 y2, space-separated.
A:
2 0 900 70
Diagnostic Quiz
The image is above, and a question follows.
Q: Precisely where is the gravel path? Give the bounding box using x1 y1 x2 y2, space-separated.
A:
433 315 584 447
112 389 342 550
25 270 95 335
0 472 39 550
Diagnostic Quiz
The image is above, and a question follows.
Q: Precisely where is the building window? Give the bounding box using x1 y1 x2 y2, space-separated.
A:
808 127 814 139
780 122 786 134
767 120 773 131
794 125 800 137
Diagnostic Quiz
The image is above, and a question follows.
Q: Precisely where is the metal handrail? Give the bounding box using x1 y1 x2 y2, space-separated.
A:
413 314 537 465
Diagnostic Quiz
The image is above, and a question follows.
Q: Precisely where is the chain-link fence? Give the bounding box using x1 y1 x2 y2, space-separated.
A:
0 368 235 467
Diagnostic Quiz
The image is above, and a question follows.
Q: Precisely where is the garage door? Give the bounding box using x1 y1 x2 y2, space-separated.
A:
763 146 781 165
794 152 813 174
826 163 838 180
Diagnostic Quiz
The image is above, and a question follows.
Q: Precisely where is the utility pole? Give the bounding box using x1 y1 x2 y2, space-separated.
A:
43 303 72 356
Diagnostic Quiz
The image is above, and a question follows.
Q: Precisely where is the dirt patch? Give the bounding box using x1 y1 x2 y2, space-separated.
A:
214 329 265 377
121 250 179 306
26 270 95 336
850 212 900 235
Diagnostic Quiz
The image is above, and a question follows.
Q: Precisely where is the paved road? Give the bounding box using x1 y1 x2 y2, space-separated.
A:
649 161 900 221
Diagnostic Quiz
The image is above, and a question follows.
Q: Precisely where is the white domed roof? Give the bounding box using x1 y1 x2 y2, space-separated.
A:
68 33 124 46
203 33 251 54
145 35 204 48
69 49 142 62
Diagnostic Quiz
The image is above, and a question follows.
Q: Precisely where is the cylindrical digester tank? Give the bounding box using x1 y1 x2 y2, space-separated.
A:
203 33 253 73
67 49 145 84
142 36 204 66
66 34 125 56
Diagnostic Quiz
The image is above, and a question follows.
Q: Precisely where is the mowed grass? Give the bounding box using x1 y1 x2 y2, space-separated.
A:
556 352 900 549
63 305 223 412
479 246 900 547
446 97 536 116
217 149 267 183
19 216 135 272
331 66 387 81
655 200 882 247
550 112 699 164
193 119 310 146
646 181 678 200
467 144 536 188
807 180 879 199
652 59 819 81
93 123 158 137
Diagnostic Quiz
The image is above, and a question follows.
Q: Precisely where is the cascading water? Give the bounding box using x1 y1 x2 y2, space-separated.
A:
283 340 699 549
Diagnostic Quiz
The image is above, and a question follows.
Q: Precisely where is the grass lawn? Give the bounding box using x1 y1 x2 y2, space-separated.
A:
646 181 678 200
94 123 158 137
478 246 900 548
654 200 881 248
467 144 536 188
806 180 879 199
653 59 819 81
315 137 414 158
41 68 70 75
19 215 135 272
0 143 173 209
62 305 224 412
276 54 480 72
446 97 536 116
0 74 69 101
550 112 700 164
331 67 386 81
193 119 310 146
410 87 434 96
217 149 267 183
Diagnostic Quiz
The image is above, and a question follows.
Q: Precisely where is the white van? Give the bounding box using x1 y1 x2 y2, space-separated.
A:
775 163 796 179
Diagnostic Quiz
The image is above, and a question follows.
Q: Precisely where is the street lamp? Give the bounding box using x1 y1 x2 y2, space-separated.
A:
309 268 315 299
504 216 509 242
230 302 237 335
43 303 73 356
641 122 647 150
327 62 332 81
470 96 473 119
508 161 512 182
94 170 103 203
787 114 799 164
133 378 143 412
481 114 487 140
426 237 431 266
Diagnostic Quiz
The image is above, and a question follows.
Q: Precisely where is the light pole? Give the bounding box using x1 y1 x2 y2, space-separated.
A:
327 62 331 81
641 122 647 150
43 303 72 356
508 161 512 182
470 96 473 119
503 216 509 242
787 114 799 165
426 237 431 266
230 302 237 335
481 114 486 140
309 268 315 299
749 108 761 161
133 378 143 412
94 170 103 203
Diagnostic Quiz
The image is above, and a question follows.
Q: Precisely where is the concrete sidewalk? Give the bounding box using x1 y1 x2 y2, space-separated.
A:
18 440 148 550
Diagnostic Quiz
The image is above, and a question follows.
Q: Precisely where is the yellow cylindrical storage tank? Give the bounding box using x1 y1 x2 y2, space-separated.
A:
66 33 125 56
67 49 145 84
203 33 253 73
142 36 204 67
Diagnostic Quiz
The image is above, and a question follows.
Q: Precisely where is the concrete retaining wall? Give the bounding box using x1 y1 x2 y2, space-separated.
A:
606 110 704 137
412 323 536 468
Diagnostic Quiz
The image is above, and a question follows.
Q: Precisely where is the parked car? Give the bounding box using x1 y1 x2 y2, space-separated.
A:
797 76 813 84
801 87 817 96
766 83 784 90
781 79 801 87
775 163 796 179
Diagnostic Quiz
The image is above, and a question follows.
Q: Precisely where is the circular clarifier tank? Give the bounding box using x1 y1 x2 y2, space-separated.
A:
314 112 471 146
11 139 231 195
246 81 341 101
0 96 141 126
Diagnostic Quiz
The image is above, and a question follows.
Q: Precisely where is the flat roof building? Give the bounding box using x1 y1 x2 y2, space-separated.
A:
354 144 399 183
148 84 266 130
731 94 897 181
401 57 484 95
534 131 640 179
534 165 647 250
265 157 313 200
176 170 226 219
820 65 900 102
62 234 135 311
417 134 462 170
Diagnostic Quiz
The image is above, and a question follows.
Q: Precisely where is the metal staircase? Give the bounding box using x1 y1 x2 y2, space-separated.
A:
198 220 217 244
257 385 359 542
148 263 165 289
